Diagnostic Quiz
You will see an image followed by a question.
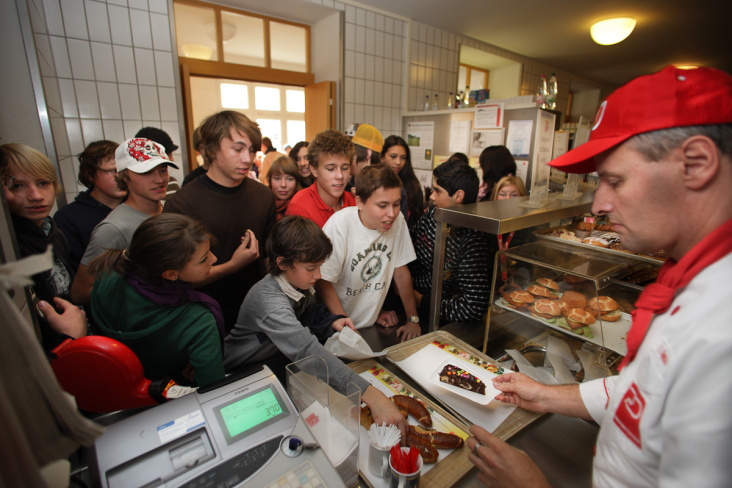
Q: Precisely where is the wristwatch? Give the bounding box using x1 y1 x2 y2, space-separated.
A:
408 315 420 324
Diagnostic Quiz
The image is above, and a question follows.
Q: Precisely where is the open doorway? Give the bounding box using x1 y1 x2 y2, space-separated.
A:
190 77 306 160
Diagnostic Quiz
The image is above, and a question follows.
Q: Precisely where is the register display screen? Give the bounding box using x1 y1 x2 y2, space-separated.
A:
214 385 290 445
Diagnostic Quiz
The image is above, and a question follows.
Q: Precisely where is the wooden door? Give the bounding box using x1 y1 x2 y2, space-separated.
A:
305 81 335 140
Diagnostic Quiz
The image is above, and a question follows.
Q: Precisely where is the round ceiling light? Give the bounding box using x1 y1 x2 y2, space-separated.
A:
590 18 636 45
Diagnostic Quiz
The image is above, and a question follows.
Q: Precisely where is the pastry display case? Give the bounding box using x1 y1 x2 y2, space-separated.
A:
486 239 662 361
430 193 595 333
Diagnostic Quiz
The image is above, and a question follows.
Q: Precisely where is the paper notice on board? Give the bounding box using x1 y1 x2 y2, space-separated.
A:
414 169 432 191
448 120 471 154
515 160 529 184
406 121 435 170
474 103 504 129
553 131 570 159
470 129 505 157
506 120 533 158
533 111 555 187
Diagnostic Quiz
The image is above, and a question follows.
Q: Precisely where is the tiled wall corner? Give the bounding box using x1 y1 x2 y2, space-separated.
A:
342 6 406 139
31 0 183 195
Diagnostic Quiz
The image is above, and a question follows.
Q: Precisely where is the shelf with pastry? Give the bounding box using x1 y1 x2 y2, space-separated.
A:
485 239 662 366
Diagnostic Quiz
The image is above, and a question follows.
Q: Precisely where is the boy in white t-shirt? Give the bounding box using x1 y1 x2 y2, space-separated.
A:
316 164 421 342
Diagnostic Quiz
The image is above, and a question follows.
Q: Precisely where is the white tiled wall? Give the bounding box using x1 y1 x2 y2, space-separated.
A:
28 0 183 204
342 3 406 139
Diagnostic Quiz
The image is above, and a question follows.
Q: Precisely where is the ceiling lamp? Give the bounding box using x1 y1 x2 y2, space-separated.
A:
207 22 237 44
590 18 636 45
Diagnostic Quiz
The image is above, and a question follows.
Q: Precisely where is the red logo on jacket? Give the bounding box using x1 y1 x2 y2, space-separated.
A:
613 382 645 448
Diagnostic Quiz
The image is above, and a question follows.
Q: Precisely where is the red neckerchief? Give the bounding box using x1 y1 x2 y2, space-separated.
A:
497 232 515 280
620 217 732 369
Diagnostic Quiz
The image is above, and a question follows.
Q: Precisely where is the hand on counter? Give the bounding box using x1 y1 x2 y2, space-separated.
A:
395 322 421 342
467 425 552 488
376 310 399 327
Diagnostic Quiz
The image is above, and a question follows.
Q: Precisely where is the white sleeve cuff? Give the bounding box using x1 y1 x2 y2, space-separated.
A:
579 376 618 424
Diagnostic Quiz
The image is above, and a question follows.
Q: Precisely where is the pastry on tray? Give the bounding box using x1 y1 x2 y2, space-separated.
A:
438 364 486 395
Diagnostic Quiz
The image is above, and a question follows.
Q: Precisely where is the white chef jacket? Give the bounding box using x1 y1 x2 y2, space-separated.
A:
580 253 732 487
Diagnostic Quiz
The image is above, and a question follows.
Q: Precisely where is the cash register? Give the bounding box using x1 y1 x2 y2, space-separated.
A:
91 365 347 488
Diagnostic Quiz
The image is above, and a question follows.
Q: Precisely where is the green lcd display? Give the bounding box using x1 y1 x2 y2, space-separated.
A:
218 387 286 440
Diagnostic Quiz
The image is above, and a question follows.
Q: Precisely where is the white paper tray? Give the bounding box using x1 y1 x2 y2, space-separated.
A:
494 298 629 356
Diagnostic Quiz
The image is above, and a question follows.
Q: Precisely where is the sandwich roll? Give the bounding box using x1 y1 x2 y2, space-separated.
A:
560 290 587 310
587 296 621 322
526 284 560 300
528 298 563 320
505 290 535 309
565 307 596 330
535 277 560 291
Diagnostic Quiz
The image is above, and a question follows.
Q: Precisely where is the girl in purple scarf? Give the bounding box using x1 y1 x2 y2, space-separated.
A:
88 214 225 387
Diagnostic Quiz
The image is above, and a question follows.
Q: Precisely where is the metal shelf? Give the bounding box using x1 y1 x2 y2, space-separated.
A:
433 193 594 234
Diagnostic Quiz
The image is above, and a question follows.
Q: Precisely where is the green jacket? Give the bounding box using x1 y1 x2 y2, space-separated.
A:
91 272 225 387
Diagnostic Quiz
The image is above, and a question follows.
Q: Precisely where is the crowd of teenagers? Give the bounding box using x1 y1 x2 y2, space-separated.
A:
5 66 732 487
1 111 524 437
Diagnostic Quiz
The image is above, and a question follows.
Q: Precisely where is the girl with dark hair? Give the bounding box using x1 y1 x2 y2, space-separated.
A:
477 145 517 201
88 213 225 387
381 135 424 228
289 141 313 187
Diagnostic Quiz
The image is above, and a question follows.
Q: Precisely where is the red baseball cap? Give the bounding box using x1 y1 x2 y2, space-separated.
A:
549 66 732 174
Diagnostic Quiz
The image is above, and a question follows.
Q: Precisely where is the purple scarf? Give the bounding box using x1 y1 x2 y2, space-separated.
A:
127 272 226 351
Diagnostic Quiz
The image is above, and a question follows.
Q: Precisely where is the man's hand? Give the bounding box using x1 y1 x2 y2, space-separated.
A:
376 310 399 327
229 230 259 270
363 386 408 444
494 372 593 420
492 373 551 413
39 298 87 338
467 425 551 488
395 322 421 342
332 317 357 332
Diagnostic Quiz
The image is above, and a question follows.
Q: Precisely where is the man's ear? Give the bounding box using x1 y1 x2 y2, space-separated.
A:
355 195 363 210
276 256 287 272
681 135 720 190
309 164 318 179
453 189 465 205
162 270 178 281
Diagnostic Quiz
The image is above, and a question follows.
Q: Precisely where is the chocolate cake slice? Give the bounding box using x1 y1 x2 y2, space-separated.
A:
438 364 486 395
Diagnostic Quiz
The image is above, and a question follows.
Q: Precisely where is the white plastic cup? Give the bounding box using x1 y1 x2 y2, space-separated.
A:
368 440 392 478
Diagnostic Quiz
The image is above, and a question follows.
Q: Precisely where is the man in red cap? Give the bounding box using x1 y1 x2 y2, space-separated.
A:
467 66 732 487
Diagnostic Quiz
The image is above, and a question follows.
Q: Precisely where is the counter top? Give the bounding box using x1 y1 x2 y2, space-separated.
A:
359 323 598 488
434 193 594 235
